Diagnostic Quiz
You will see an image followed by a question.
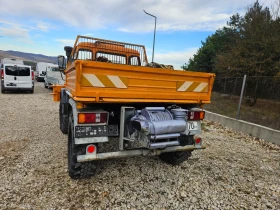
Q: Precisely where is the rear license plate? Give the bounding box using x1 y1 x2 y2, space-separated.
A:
75 125 118 138
187 121 198 131
7 83 17 86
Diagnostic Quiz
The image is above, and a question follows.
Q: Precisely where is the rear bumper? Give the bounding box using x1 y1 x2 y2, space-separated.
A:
2 80 34 90
3 82 34 91
37 76 44 81
77 144 205 162
3 87 33 91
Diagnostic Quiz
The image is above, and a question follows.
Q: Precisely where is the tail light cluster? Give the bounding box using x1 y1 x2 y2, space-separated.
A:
1 69 4 79
78 113 108 124
31 71 34 80
188 111 205 121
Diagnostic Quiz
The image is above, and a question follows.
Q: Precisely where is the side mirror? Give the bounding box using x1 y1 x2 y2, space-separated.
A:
58 55 66 70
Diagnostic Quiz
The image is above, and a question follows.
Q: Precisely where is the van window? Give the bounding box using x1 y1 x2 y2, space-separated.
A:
18 67 30 76
5 66 30 76
5 66 18 76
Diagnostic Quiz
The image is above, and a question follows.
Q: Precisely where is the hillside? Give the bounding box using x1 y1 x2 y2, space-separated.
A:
0 50 57 64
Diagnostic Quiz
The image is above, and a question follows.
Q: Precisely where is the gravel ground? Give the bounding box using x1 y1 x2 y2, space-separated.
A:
0 82 279 210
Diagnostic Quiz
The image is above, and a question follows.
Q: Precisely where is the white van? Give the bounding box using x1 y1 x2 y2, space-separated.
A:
1 58 24 65
36 62 57 82
44 65 64 88
1 64 34 93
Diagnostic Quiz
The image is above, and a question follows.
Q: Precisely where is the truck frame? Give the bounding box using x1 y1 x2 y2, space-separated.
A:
53 35 215 179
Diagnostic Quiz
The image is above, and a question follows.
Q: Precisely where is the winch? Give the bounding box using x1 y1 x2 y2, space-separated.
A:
129 107 189 149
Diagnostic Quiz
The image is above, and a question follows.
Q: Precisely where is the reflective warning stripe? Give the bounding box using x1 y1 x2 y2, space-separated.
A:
193 82 208 92
107 75 127 89
177 81 208 92
177 81 193 91
81 74 128 88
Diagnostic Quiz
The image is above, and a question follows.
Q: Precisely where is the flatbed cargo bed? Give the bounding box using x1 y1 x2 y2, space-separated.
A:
54 60 214 104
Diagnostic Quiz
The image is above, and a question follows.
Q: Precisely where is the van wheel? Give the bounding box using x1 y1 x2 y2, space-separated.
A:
68 111 96 179
159 151 192 165
44 81 48 89
59 103 68 134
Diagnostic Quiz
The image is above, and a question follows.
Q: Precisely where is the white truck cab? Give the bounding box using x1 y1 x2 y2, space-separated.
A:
44 64 64 89
36 62 57 82
1 63 34 93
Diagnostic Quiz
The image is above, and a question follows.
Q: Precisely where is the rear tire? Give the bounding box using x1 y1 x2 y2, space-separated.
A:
159 151 192 165
68 111 96 179
1 87 4 94
59 103 68 134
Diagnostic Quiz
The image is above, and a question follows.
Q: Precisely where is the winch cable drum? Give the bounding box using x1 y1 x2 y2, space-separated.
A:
130 107 187 139
141 107 173 121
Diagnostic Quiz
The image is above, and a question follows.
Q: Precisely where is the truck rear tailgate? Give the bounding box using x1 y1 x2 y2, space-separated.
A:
65 60 215 104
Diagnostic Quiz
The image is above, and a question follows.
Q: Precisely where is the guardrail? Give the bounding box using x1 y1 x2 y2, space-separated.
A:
205 111 280 145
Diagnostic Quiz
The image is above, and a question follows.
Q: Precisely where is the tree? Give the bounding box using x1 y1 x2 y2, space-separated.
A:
215 1 280 77
183 0 280 78
182 19 239 74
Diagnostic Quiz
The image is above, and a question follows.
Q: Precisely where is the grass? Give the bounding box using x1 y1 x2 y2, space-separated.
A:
204 92 280 130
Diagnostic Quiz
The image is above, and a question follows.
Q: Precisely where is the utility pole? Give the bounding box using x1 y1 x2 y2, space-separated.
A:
143 10 156 63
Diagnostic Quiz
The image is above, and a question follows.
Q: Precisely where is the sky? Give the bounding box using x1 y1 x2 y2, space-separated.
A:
0 0 275 69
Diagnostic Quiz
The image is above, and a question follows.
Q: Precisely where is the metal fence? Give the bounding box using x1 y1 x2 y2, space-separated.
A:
205 76 280 130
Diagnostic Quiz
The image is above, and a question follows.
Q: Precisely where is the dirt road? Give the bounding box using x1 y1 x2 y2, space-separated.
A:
0 82 279 209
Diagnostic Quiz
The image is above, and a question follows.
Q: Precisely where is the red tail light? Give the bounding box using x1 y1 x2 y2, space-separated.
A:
78 113 108 124
188 111 205 120
1 69 3 79
31 71 34 80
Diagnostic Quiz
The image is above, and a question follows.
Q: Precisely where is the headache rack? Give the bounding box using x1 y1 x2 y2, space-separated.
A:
71 35 149 66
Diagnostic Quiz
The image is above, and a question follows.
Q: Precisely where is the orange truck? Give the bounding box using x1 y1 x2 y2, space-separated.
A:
53 35 215 179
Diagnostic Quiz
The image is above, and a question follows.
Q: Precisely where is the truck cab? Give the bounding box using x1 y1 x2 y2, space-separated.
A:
36 62 57 82
67 40 143 66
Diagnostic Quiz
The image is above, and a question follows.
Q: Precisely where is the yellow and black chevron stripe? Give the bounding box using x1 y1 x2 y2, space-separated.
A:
177 81 208 92
81 74 128 88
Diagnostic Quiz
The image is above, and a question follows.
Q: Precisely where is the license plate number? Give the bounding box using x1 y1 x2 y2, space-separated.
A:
187 121 198 131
